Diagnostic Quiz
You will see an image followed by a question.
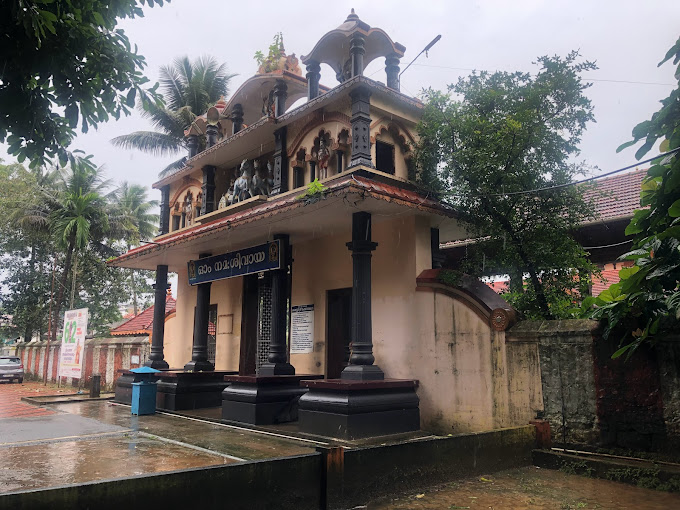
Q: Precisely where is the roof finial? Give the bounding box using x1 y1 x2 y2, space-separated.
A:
346 8 359 22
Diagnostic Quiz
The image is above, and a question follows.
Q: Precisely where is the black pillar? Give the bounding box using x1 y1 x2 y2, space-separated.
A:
274 79 288 117
146 265 170 369
341 212 383 380
272 127 288 196
231 104 244 135
206 124 219 148
259 234 294 376
336 150 344 173
431 227 446 269
350 33 365 78
185 253 214 372
306 61 321 100
348 86 373 168
187 134 199 158
159 186 170 235
309 161 316 182
201 165 216 216
386 54 400 91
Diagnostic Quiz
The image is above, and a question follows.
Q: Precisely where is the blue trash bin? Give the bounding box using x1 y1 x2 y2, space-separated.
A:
129 366 160 416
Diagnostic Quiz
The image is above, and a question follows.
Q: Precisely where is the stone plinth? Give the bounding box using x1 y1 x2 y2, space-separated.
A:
298 379 420 439
221 374 323 425
114 368 170 405
156 370 237 411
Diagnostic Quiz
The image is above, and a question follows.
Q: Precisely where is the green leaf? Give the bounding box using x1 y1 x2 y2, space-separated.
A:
669 199 680 217
618 266 640 280
612 343 633 359
616 140 637 153
92 12 105 26
126 88 137 107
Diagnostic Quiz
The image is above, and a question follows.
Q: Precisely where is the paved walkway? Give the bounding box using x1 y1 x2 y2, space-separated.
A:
0 381 66 418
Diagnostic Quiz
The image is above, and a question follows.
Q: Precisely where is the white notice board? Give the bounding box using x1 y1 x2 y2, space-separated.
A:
291 305 314 354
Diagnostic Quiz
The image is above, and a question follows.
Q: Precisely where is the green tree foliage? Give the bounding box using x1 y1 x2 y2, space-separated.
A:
111 55 236 176
0 159 156 340
415 53 599 319
110 182 158 315
585 37 680 357
0 0 168 168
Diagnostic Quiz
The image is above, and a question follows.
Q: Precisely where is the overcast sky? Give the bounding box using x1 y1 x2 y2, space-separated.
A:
6 0 680 198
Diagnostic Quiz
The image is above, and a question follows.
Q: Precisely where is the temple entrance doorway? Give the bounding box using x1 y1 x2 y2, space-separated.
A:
326 288 352 379
238 274 259 375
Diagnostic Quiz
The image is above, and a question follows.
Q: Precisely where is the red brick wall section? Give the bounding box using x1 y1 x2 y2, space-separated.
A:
113 348 123 386
83 345 93 383
27 348 33 375
99 347 107 380
34 348 40 374
52 347 59 381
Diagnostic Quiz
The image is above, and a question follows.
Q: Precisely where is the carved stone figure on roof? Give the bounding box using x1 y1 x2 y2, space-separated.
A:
233 159 254 203
218 193 227 210
252 161 275 197
315 136 332 179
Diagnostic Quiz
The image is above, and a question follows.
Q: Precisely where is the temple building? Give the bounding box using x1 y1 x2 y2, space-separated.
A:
110 10 540 439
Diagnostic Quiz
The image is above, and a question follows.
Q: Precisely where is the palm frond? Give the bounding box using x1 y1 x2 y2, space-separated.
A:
158 157 188 178
139 102 187 137
110 131 184 156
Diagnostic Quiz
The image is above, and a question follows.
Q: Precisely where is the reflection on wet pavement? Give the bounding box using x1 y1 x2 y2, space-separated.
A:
53 401 316 460
368 466 680 509
0 433 228 494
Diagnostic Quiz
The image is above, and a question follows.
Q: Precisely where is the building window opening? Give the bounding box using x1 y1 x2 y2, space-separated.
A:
208 304 217 364
293 166 304 189
375 140 395 174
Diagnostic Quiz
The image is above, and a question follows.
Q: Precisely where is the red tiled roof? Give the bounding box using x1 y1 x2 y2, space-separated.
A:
110 172 455 266
583 169 646 221
110 297 176 336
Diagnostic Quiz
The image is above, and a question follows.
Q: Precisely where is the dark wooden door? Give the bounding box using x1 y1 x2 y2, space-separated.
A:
239 274 258 375
326 288 352 379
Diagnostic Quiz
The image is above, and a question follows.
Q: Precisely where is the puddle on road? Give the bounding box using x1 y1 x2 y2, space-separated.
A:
368 466 680 509
0 433 229 494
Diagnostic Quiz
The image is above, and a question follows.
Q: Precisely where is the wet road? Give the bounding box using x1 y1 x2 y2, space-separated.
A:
0 383 318 494
368 466 680 509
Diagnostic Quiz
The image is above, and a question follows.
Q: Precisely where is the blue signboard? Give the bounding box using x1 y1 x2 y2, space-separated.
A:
187 240 281 285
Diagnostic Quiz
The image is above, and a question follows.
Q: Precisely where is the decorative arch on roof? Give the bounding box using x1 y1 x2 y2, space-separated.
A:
301 9 405 83
370 119 415 154
287 111 351 158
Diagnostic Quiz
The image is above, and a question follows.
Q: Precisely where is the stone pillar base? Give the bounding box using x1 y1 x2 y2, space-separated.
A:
183 360 215 372
222 374 323 425
145 359 170 370
156 370 236 411
258 362 295 376
298 379 420 440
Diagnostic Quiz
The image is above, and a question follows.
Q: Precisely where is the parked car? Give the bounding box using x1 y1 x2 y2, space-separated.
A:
0 356 24 383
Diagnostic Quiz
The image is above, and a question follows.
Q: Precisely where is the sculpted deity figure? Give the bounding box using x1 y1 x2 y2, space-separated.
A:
316 137 331 179
233 160 254 203
218 193 227 209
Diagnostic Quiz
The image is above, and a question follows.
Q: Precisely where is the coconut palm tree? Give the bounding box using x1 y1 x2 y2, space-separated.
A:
47 157 111 342
110 182 159 315
111 56 236 176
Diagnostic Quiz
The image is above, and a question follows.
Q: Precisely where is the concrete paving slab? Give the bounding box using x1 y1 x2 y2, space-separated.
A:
0 432 230 494
0 413 126 444
53 401 318 461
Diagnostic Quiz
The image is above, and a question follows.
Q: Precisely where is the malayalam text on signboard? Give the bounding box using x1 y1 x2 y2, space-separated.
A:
187 240 281 285
291 304 314 354
58 308 88 379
